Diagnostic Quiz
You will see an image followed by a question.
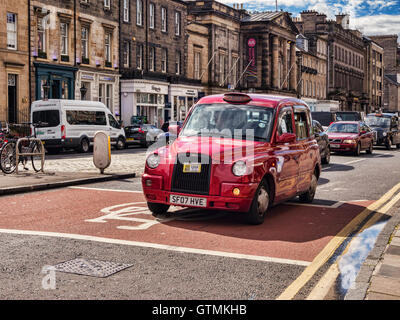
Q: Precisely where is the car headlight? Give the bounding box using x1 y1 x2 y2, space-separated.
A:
232 161 247 176
343 139 356 144
146 153 160 169
383 132 387 137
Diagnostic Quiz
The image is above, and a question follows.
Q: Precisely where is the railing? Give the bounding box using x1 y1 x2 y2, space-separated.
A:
15 138 45 174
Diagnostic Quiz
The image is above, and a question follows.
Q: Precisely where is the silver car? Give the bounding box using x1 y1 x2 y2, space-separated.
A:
142 124 164 143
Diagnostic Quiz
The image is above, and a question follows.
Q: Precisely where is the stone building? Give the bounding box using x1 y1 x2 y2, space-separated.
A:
120 0 200 126
370 35 400 112
0 0 30 124
295 11 366 112
186 1 245 95
239 11 298 96
30 0 120 116
363 37 384 113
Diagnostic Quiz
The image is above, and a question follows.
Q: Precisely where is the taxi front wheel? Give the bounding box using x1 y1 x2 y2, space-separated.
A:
147 202 170 216
246 181 270 225
299 173 317 203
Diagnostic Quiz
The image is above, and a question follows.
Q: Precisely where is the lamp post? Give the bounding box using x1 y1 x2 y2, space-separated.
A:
80 84 87 100
43 81 50 101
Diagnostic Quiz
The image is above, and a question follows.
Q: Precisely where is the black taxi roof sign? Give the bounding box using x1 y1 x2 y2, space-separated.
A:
223 93 252 104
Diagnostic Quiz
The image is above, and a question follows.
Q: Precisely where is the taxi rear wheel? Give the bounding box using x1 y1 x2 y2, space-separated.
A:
147 202 170 216
299 172 317 203
246 181 270 225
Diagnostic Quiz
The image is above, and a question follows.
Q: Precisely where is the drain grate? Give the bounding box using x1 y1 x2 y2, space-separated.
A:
53 258 133 278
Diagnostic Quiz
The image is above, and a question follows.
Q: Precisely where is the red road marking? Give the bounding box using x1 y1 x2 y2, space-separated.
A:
0 188 373 263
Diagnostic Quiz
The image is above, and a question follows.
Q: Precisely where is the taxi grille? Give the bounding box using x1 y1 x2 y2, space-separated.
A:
171 154 211 195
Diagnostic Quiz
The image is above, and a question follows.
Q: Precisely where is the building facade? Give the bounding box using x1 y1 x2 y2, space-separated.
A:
370 35 400 112
0 0 30 124
29 0 120 116
120 0 201 126
239 11 298 96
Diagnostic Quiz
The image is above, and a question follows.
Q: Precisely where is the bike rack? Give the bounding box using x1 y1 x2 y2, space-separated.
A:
15 138 45 174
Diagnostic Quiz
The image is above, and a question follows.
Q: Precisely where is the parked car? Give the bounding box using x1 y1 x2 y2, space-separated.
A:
124 124 163 148
142 93 321 225
326 121 374 156
30 100 126 153
157 121 184 144
312 120 330 164
365 113 400 150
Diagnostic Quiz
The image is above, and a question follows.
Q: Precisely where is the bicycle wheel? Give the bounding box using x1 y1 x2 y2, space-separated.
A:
0 142 17 174
31 140 44 172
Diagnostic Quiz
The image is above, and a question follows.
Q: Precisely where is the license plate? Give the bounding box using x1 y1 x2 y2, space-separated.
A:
41 141 45 145
126 138 134 141
183 163 201 173
170 195 207 207
330 143 340 148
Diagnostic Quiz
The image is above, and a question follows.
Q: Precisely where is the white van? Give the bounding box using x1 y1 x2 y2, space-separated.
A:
30 100 126 153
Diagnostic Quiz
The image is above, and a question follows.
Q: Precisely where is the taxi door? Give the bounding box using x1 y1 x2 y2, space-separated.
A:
273 105 301 201
294 106 314 193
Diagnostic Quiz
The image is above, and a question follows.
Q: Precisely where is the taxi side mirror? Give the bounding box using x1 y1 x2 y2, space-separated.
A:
276 133 296 144
360 130 367 135
169 124 181 136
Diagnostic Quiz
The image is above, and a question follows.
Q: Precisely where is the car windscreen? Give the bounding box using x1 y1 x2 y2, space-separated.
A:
336 113 360 121
365 116 391 128
327 123 359 133
180 103 274 141
32 110 60 128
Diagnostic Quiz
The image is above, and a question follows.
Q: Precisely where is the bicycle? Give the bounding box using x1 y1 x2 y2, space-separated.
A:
0 122 46 174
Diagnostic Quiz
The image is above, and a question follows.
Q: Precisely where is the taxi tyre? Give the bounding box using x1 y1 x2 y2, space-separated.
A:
354 142 361 156
148 202 170 216
397 143 400 149
299 171 318 203
246 181 270 225
386 138 392 150
116 137 125 150
366 142 373 154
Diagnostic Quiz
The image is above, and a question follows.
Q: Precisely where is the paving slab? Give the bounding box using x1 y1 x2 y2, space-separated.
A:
368 276 400 297
377 264 400 279
366 292 400 300
382 254 400 268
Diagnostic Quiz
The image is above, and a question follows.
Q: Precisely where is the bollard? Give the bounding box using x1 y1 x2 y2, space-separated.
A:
93 131 111 174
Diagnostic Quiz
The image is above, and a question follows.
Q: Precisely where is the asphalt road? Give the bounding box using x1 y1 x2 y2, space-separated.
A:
0 146 400 300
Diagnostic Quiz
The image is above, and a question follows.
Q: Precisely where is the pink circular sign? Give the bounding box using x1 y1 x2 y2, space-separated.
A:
248 38 256 48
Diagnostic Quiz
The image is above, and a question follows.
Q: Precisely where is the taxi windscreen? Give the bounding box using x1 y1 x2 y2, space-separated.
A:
365 116 391 128
181 104 274 141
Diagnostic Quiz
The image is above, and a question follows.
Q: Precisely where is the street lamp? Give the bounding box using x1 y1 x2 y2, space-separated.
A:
42 81 50 101
80 84 87 100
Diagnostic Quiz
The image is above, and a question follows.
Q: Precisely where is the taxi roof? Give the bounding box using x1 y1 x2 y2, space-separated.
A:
197 93 307 108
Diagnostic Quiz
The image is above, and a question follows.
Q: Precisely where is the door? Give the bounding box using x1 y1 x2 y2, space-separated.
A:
274 106 300 200
108 113 121 143
294 107 314 193
8 74 17 124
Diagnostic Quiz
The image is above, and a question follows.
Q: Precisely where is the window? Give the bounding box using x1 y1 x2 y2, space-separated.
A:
81 27 89 60
105 32 111 63
60 22 69 56
123 41 130 68
161 48 167 73
136 0 143 26
123 0 129 22
7 13 17 50
37 16 46 54
294 110 310 139
161 7 167 32
99 84 113 110
219 54 226 85
175 51 181 75
108 114 119 128
194 51 201 80
136 44 143 69
149 3 155 29
104 0 111 9
149 47 155 71
66 110 107 126
278 108 294 135
174 11 181 36
33 110 60 128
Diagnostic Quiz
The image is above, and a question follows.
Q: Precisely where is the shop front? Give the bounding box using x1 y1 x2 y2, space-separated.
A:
34 62 77 100
169 84 202 121
121 79 169 127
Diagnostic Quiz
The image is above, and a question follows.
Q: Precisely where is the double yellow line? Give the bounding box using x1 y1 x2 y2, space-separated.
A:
277 182 400 300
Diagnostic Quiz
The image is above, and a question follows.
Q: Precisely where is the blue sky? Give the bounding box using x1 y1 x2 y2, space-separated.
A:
220 0 400 39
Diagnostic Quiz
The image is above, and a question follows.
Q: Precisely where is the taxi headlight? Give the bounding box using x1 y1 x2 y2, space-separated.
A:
146 153 160 169
383 132 387 137
232 161 247 176
343 139 356 144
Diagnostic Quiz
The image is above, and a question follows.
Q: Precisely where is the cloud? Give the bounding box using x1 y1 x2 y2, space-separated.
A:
353 14 400 38
366 0 397 10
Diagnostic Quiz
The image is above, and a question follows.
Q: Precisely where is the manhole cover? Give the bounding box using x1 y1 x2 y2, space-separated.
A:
53 258 133 278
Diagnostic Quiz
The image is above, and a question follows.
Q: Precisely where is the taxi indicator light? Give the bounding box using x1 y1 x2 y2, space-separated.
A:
223 93 252 104
232 188 241 196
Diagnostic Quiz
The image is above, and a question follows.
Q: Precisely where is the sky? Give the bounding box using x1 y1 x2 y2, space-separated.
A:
220 0 400 39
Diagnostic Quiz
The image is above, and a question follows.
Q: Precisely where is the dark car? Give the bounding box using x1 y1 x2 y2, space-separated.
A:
125 124 163 148
312 120 330 164
326 121 374 156
365 113 400 150
335 111 363 122
157 121 183 144
311 111 363 128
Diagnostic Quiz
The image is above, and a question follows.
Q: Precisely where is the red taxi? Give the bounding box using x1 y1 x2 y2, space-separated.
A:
326 121 374 156
142 93 321 225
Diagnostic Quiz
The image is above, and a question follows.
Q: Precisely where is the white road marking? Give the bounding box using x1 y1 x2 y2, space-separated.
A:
342 159 365 165
0 228 311 267
69 186 143 193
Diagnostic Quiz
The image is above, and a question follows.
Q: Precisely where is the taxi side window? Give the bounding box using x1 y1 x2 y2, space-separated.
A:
277 108 294 135
294 110 310 140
